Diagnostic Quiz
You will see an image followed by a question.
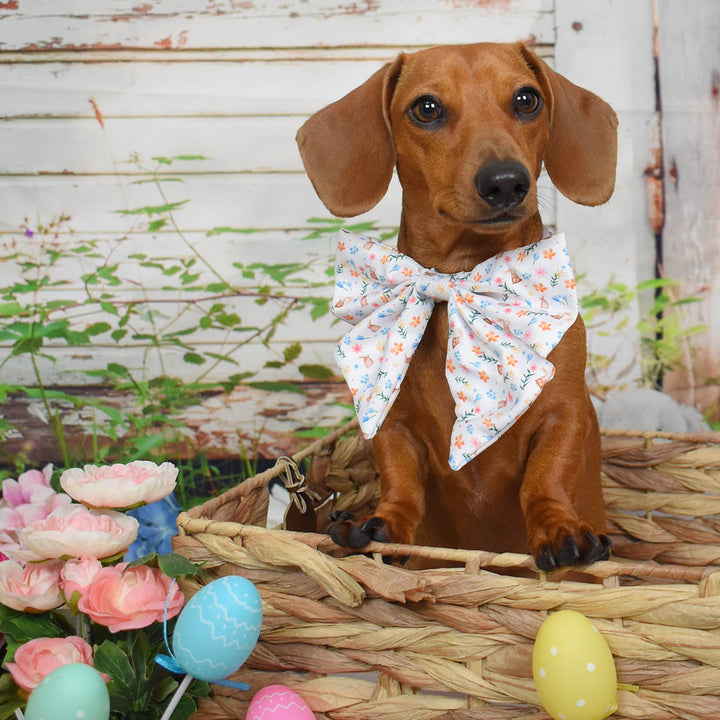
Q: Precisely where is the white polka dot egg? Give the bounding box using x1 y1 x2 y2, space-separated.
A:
532 609 618 720
246 685 316 720
25 662 110 720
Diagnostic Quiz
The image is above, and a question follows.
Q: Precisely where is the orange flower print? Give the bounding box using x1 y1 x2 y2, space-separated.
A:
482 418 494 428
565 278 576 290
539 321 552 331
338 241 346 252
478 370 489 383
454 434 465 449
543 248 556 260
410 315 421 327
401 267 413 277
507 354 518 367
486 331 499 343
446 359 456 373
517 251 527 261
391 342 404 355
457 390 467 403
533 283 548 293
471 345 482 356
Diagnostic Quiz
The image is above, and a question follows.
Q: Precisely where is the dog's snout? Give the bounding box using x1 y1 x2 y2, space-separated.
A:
474 161 531 210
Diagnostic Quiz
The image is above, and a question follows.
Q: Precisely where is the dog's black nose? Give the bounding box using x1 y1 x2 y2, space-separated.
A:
474 161 531 210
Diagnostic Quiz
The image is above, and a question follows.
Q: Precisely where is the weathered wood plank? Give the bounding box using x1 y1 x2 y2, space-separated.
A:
0 173 404 233
554 0 657 396
0 0 554 51
0 381 353 464
1 116 319 174
657 0 720 419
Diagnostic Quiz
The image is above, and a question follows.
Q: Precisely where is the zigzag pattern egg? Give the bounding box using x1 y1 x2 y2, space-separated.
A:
173 576 262 681
247 685 316 720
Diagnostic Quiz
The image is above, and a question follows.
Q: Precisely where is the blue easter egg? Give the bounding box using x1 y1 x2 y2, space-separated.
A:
172 575 262 682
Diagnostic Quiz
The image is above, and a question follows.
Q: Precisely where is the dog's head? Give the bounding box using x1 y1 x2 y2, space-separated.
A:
297 43 617 261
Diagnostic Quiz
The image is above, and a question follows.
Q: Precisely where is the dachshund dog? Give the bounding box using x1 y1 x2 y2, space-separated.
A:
296 43 617 570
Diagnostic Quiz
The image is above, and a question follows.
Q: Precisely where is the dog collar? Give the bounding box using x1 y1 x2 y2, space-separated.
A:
332 228 579 470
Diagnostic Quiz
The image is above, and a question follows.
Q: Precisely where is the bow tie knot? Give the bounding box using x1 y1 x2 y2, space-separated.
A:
332 229 579 470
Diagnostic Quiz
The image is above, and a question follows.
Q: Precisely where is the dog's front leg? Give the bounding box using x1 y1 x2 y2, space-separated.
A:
328 422 425 549
519 407 610 571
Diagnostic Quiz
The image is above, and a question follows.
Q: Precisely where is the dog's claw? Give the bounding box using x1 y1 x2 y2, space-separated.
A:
536 544 557 572
535 532 612 571
328 512 392 550
556 536 581 566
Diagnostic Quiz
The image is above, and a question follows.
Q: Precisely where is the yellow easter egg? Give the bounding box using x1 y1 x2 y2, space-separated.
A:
533 609 618 720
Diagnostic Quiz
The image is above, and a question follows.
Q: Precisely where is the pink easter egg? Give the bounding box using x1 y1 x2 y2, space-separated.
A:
246 685 316 720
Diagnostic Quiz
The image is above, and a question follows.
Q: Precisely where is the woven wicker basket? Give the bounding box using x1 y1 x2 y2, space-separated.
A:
175 419 720 720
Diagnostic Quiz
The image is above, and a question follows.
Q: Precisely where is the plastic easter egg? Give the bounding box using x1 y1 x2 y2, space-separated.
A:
533 609 618 720
25 663 110 720
246 685 316 720
172 575 262 682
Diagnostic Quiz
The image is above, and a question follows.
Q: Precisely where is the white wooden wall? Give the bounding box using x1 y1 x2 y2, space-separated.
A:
0 0 716 461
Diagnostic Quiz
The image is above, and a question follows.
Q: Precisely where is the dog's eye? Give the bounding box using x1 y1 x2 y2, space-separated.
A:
409 95 445 125
513 87 542 119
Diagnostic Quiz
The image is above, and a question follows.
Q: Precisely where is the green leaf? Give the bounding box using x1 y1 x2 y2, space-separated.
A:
148 218 168 232
183 352 205 365
87 321 112 336
206 226 260 237
158 552 199 578
299 363 335 381
117 200 190 217
0 302 22 317
635 277 679 291
94 639 136 693
283 342 302 363
249 381 304 394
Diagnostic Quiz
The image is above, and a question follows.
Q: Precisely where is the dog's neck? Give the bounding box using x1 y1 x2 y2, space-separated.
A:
397 208 545 274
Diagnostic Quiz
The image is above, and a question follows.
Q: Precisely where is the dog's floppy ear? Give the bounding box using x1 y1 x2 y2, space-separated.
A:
296 56 404 217
520 44 618 206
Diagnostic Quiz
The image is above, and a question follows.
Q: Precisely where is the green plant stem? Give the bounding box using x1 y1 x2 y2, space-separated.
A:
29 350 70 467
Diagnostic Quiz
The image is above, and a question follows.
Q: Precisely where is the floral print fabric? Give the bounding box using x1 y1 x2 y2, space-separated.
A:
332 228 579 470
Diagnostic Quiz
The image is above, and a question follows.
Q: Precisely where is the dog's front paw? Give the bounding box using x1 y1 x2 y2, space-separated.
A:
533 527 611 572
327 511 391 549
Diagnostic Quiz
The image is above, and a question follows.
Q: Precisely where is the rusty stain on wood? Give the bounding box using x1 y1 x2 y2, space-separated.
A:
644 116 665 237
89 97 105 129
0 0 19 9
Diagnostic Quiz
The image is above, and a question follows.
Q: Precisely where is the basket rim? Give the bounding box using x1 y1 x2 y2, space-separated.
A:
178 419 720 585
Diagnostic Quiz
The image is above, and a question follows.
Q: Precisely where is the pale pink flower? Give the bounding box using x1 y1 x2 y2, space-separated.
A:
18 504 138 560
1 465 53 508
78 562 183 632
6 636 95 692
60 461 178 508
60 556 102 600
0 559 64 612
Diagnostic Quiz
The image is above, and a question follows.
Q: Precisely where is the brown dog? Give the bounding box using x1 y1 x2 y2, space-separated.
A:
296 43 616 570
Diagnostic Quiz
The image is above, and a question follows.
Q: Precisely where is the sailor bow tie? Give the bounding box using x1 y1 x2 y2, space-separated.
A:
331 228 579 471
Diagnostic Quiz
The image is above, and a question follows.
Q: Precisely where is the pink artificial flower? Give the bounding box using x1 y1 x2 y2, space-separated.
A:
0 559 64 612
60 556 102 600
60 461 178 509
18 504 138 560
78 562 184 632
1 465 53 508
6 636 95 692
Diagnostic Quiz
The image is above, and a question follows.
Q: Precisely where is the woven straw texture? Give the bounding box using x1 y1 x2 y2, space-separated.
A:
175 420 720 720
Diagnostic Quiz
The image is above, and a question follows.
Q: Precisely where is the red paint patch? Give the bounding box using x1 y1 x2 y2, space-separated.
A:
443 0 513 9
133 3 154 13
0 1 19 9
89 98 105 130
154 35 173 49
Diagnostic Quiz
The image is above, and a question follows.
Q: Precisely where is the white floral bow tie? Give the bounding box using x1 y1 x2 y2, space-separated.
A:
332 228 579 470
